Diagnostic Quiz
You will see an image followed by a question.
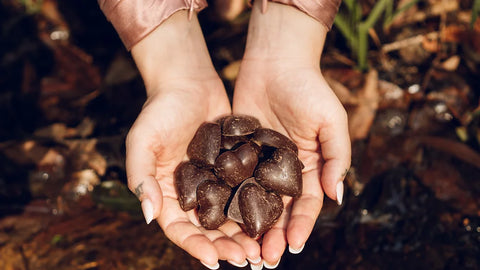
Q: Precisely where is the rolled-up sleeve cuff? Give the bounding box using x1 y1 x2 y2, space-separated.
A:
98 0 208 50
254 0 342 30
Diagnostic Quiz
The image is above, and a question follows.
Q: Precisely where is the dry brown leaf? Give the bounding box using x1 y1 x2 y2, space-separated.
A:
65 139 107 176
34 123 68 140
392 0 458 26
348 69 379 141
439 55 461 71
1 141 50 165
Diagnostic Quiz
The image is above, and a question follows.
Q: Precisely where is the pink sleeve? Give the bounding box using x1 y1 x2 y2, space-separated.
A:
98 0 208 50
257 0 342 30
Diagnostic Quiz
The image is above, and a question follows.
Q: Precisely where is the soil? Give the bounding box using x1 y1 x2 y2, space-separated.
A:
0 0 479 269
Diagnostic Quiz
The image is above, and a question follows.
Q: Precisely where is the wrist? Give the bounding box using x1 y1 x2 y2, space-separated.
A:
131 10 217 95
243 1 327 67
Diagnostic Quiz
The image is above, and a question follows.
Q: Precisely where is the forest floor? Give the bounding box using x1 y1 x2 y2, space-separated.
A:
1 0 479 269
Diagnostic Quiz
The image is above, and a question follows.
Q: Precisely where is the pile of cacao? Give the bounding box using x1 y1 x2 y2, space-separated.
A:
174 115 303 238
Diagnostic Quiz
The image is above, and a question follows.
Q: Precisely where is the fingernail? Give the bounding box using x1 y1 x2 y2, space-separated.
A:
201 261 219 270
250 261 263 270
264 259 280 269
141 198 154 224
262 0 268 13
248 257 262 264
336 181 344 205
228 260 248 268
288 243 305 254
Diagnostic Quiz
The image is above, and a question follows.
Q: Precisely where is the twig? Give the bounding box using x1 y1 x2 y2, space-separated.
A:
331 51 357 67
382 32 438 53
419 136 480 169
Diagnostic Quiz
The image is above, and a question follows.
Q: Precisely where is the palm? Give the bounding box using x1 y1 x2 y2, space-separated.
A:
127 77 260 266
233 59 350 262
136 81 230 197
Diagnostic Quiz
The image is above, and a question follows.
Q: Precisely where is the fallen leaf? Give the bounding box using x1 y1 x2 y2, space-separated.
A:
348 69 379 141
439 55 460 71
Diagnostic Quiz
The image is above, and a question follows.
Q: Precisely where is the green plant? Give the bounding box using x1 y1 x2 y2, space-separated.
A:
17 0 43 14
472 0 480 27
334 0 419 71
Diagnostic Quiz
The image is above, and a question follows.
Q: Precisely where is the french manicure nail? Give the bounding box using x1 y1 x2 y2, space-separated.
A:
228 260 248 268
264 259 280 269
250 261 263 270
141 198 154 224
288 243 305 254
201 261 220 270
248 257 262 264
262 0 268 13
336 181 344 205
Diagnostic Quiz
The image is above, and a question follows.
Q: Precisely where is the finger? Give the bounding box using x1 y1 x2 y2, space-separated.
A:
200 225 248 266
158 197 219 266
125 127 163 223
219 221 262 264
261 197 292 266
317 108 351 204
286 169 324 252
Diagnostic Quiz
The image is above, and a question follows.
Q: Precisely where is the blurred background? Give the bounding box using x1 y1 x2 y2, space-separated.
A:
0 0 479 269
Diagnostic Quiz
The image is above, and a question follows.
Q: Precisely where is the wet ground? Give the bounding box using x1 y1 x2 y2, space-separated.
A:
1 0 480 269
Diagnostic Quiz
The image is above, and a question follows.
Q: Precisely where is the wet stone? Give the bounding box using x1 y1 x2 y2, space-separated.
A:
197 180 232 230
174 161 217 211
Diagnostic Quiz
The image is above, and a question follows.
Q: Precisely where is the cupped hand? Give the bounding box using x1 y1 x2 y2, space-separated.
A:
233 56 351 267
232 2 351 266
126 10 260 268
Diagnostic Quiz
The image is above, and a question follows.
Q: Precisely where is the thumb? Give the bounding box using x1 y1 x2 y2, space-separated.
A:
126 130 163 224
318 109 351 205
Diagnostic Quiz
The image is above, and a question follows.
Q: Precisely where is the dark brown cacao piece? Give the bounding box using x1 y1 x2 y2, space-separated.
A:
252 128 298 154
221 135 249 150
227 177 259 223
214 143 260 187
174 161 217 211
239 183 283 238
222 115 261 136
187 122 221 167
177 115 305 238
197 180 232 230
255 148 303 197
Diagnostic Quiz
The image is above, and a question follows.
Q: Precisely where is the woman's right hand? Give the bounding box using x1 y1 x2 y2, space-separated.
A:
127 10 260 268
